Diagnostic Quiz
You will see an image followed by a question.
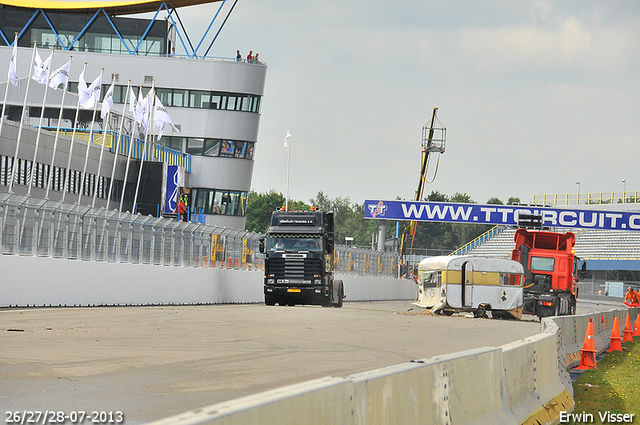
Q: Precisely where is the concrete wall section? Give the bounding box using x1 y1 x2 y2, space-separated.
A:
0 254 416 307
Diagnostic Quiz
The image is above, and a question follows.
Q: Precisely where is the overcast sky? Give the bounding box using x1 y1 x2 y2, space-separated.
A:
168 1 640 206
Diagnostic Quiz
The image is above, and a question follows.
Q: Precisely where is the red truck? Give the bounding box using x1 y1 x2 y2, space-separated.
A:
511 227 586 320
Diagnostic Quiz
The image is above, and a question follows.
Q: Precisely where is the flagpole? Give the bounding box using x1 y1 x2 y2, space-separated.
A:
92 78 114 209
0 32 18 139
133 80 155 214
8 41 38 194
107 79 131 211
45 56 72 200
77 68 104 205
285 129 291 210
27 48 55 196
119 85 141 212
61 62 87 203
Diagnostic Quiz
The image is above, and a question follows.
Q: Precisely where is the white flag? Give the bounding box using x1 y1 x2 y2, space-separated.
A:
284 130 291 149
129 86 138 117
48 60 71 89
8 35 18 87
32 48 52 85
134 88 144 125
141 90 151 132
79 72 101 109
101 80 114 119
78 69 91 107
154 95 179 140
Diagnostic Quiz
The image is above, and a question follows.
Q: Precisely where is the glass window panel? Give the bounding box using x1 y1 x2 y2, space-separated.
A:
204 139 220 156
214 191 228 215
210 93 223 109
239 192 247 215
220 141 234 157
157 88 171 105
240 95 251 112
245 142 255 160
190 91 211 108
172 90 187 107
187 138 204 155
227 192 240 216
234 142 246 158
226 95 237 111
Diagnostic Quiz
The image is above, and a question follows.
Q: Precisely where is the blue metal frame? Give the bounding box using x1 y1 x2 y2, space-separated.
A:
1 1 236 59
193 0 225 58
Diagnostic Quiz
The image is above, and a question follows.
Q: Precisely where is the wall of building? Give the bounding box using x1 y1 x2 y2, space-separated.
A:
0 45 267 229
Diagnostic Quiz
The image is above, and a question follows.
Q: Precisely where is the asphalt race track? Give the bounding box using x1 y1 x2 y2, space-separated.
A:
0 299 620 424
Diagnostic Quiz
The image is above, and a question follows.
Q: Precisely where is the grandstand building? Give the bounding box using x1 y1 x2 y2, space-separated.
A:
0 0 266 229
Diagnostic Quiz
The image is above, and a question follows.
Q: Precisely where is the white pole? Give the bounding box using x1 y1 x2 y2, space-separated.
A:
45 56 72 199
77 68 104 205
92 78 113 209
27 48 55 196
0 32 18 139
8 41 38 194
285 129 291 210
106 79 131 211
61 62 87 203
133 81 155 214
119 86 141 212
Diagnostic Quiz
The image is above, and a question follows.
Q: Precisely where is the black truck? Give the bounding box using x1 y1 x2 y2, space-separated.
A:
259 209 344 307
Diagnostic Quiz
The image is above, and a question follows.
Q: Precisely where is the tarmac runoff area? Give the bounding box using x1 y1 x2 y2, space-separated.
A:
1 301 558 424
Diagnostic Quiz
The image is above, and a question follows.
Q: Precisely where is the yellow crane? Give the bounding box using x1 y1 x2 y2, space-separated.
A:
399 107 446 278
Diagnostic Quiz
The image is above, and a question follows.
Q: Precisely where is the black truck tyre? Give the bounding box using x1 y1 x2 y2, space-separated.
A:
265 294 276 306
332 281 344 308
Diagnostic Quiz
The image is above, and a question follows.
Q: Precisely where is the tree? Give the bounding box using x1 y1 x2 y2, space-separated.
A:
486 197 503 205
245 190 285 233
507 197 521 205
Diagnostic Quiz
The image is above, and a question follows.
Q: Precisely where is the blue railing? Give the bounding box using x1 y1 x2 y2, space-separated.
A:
39 127 191 172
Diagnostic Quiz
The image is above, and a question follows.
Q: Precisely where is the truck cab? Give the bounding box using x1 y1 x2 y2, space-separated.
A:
511 228 585 319
259 209 343 307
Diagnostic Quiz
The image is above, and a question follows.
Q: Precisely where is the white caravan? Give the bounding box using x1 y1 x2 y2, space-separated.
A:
416 255 525 319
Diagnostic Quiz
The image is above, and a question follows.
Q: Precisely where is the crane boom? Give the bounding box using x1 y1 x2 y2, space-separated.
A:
399 107 446 278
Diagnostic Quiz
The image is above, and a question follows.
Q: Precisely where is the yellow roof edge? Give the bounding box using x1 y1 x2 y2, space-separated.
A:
0 0 221 15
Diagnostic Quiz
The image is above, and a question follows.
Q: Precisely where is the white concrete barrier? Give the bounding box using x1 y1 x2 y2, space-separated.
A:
0 254 417 307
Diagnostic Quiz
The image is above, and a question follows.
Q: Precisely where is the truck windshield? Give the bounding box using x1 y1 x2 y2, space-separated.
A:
531 256 555 272
268 235 322 252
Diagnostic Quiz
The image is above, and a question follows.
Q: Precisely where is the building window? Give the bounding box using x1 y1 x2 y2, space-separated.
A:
190 188 248 216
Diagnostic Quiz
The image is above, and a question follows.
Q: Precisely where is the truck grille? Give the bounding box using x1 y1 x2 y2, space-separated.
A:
269 258 322 279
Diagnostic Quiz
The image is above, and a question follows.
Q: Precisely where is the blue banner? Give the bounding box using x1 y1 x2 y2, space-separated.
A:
364 200 640 231
165 165 180 213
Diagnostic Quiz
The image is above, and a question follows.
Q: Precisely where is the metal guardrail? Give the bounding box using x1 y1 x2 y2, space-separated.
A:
533 192 640 206
0 193 398 277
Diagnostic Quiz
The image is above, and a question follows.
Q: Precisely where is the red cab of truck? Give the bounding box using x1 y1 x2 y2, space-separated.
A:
511 228 583 319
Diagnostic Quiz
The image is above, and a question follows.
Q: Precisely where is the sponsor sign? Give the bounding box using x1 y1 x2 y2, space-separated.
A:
277 218 315 226
364 200 640 231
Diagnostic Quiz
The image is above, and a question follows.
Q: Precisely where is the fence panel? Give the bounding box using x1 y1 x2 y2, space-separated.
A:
0 195 399 278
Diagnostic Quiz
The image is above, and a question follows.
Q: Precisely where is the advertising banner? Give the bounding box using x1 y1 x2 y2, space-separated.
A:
164 165 184 213
364 200 640 231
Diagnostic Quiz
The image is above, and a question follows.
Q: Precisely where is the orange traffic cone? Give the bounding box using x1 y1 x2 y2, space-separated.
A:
608 316 623 352
575 319 598 370
623 312 634 342
633 314 640 337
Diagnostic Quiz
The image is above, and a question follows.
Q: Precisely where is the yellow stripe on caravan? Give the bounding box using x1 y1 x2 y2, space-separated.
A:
442 270 503 286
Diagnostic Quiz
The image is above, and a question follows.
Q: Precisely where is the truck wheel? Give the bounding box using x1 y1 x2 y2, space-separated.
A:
265 294 276 306
333 282 344 308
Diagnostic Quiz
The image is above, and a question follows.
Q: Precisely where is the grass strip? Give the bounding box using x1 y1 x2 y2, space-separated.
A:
567 338 640 424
